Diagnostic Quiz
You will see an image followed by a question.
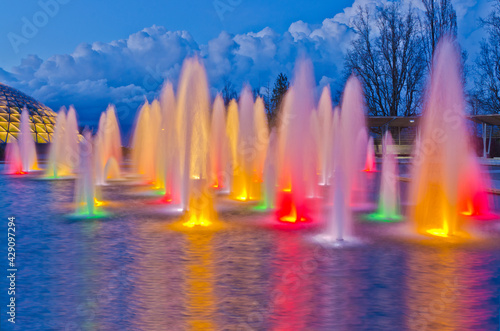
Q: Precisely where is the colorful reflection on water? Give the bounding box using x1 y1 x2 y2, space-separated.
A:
1 175 500 330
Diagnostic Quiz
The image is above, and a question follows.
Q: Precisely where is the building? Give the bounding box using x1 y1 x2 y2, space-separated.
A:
0 82 56 144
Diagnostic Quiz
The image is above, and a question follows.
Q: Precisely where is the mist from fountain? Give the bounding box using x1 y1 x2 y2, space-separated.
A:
95 105 122 185
410 39 484 238
341 77 369 209
226 99 239 197
16 107 38 172
131 101 161 182
158 82 180 201
175 57 216 226
276 59 317 222
317 86 333 185
46 106 79 178
256 129 278 211
369 132 401 221
5 140 23 174
364 136 376 172
209 95 228 191
74 130 103 217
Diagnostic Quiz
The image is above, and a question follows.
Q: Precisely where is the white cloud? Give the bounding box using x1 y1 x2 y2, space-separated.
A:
0 0 488 129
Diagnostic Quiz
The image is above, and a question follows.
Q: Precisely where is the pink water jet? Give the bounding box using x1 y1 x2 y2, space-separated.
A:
276 59 318 223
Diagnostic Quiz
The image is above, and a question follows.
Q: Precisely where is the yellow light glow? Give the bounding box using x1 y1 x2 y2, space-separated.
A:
461 200 473 216
94 198 104 207
426 228 449 238
280 204 297 223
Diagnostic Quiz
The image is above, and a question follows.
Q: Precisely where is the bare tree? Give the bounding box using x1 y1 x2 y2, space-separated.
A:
421 0 457 62
473 0 500 114
222 79 237 106
345 3 426 116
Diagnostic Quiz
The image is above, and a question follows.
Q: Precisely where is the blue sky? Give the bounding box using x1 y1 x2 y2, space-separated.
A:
0 0 352 68
0 0 492 131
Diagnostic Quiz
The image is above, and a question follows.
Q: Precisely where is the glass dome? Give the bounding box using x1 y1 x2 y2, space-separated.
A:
0 83 56 143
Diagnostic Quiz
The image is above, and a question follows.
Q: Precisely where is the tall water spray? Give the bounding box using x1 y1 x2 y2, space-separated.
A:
325 117 351 240
254 96 269 197
370 132 401 221
46 108 67 177
226 100 239 196
340 76 368 207
18 107 38 172
132 101 162 182
317 86 333 185
158 82 179 200
411 39 489 237
5 140 22 174
46 106 79 178
364 136 376 172
74 130 100 217
95 105 122 185
176 57 215 226
209 95 228 191
276 59 317 222
257 129 278 211
234 87 256 201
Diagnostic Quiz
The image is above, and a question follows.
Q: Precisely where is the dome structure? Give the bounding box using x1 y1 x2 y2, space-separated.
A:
0 83 56 144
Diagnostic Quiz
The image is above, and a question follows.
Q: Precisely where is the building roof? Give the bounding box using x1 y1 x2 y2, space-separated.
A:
368 115 500 128
0 83 56 143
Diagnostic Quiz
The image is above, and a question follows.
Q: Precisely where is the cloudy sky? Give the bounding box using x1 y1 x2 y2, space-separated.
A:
0 0 493 131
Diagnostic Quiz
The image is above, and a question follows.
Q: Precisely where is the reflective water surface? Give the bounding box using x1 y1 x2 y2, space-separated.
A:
1 174 500 331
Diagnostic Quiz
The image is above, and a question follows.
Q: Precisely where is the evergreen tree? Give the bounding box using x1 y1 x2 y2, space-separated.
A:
269 73 290 127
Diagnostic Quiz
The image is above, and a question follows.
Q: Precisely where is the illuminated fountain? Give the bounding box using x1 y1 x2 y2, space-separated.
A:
131 100 162 183
74 130 103 217
95 105 122 185
276 59 317 222
226 99 239 197
368 132 401 222
158 82 180 201
253 96 269 198
340 76 369 209
4 140 23 174
323 116 351 241
317 86 333 185
364 136 376 172
229 89 269 201
411 39 487 238
459 152 493 218
12 107 39 173
209 95 228 191
175 57 216 227
256 129 278 211
46 106 79 178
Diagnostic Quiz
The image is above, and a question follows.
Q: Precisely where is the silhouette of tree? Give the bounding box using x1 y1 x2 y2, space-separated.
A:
473 0 500 114
269 73 289 127
345 3 426 116
222 79 237 106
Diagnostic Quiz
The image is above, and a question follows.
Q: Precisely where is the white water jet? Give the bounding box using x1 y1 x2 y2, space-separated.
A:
340 76 368 208
209 94 228 191
18 107 38 172
365 136 376 172
46 108 68 177
5 140 22 174
74 130 97 216
159 81 182 202
376 132 400 220
95 105 122 185
317 86 333 185
325 109 351 241
276 59 318 222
